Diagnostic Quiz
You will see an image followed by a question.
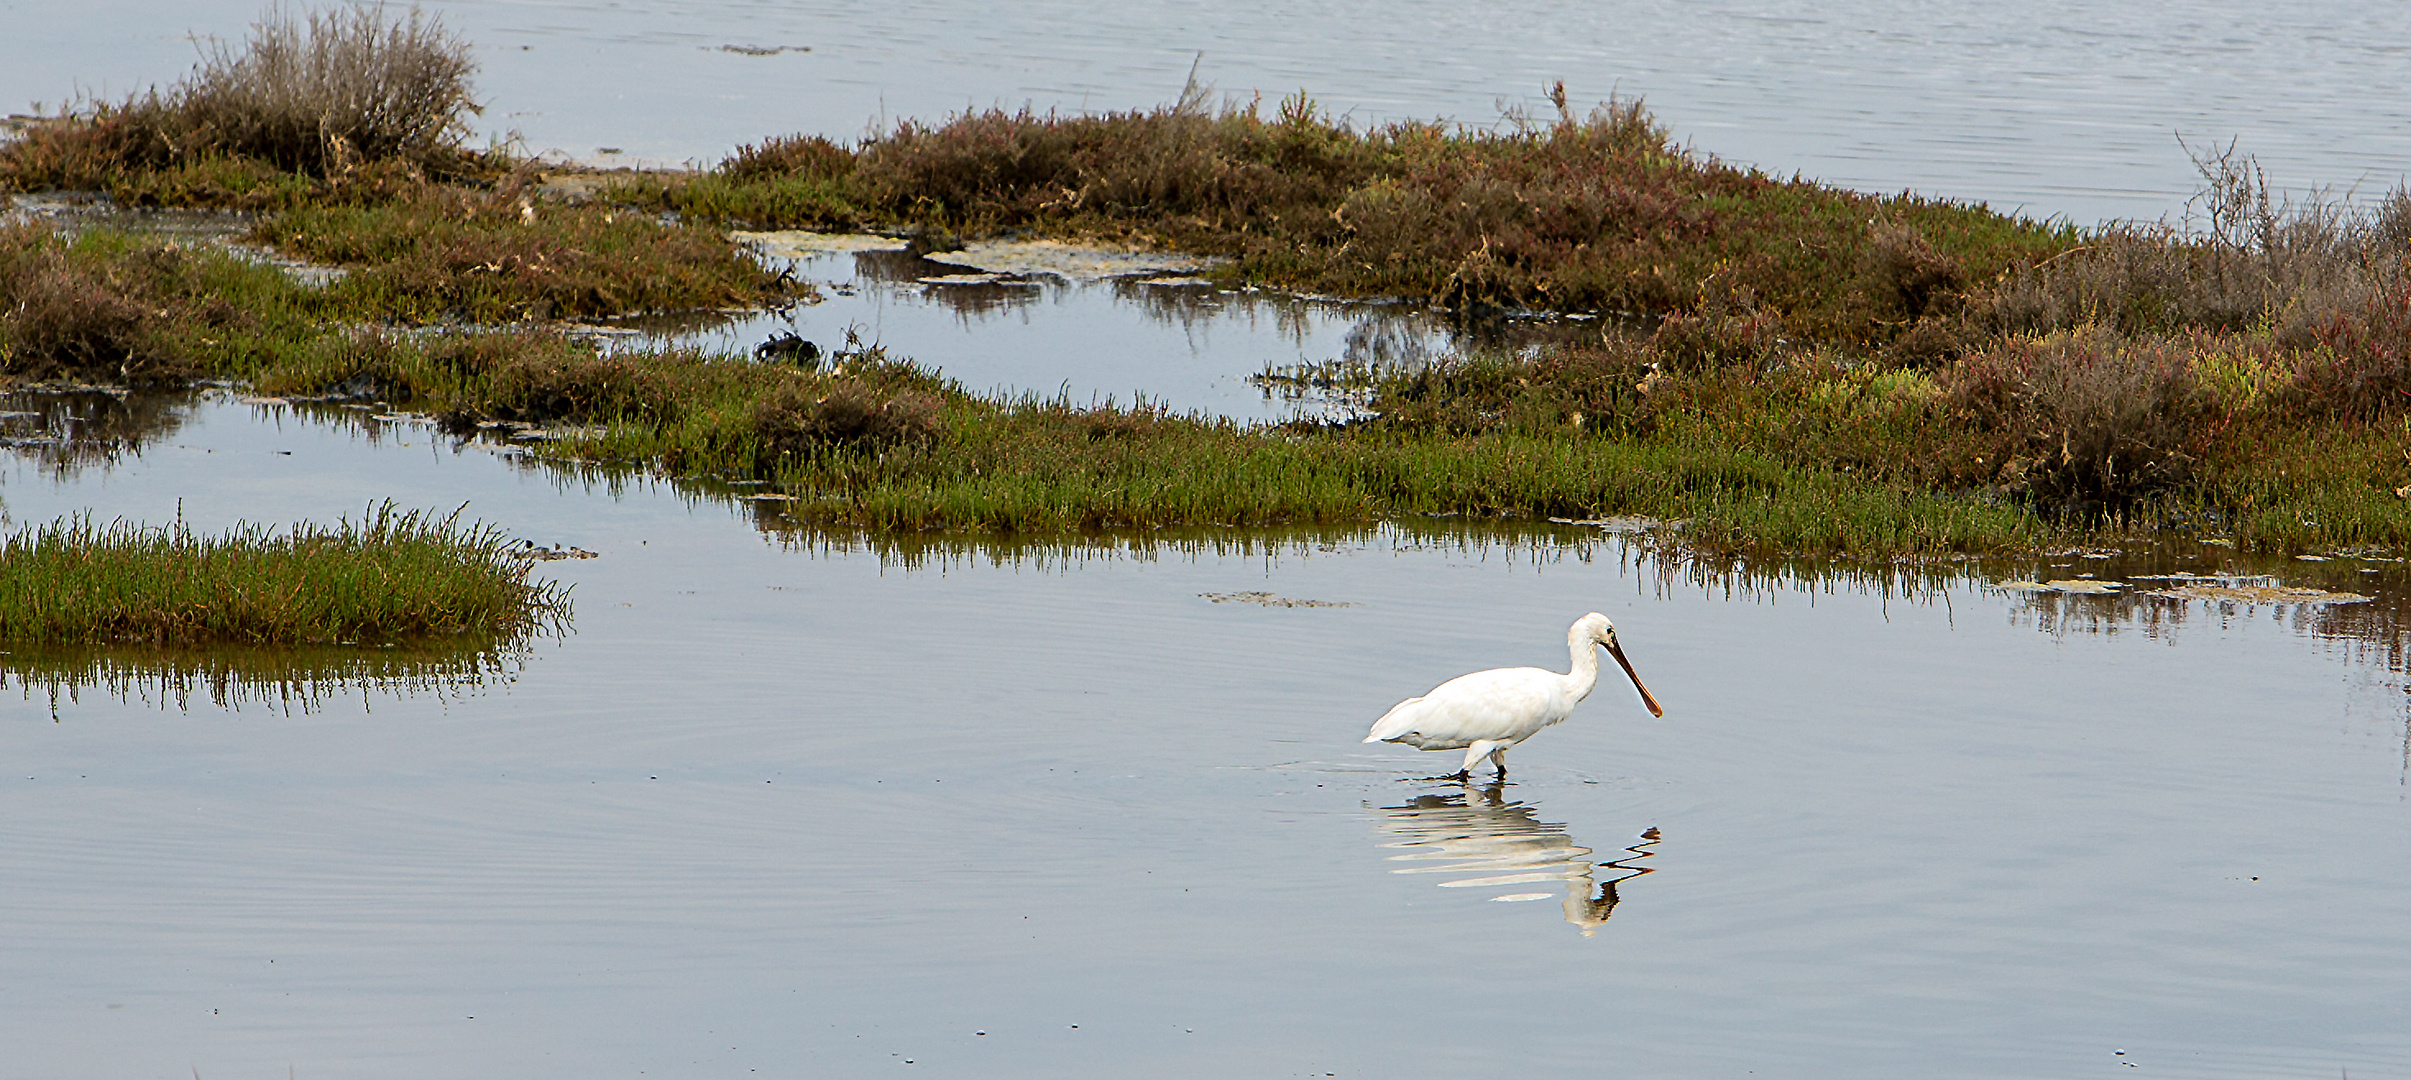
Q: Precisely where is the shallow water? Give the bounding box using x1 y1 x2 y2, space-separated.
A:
626 245 1479 422
11 0 2411 224
3 393 2409 1077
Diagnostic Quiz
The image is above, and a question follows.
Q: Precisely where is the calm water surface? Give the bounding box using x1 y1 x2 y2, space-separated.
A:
10 1 2411 223
2 395 2408 1077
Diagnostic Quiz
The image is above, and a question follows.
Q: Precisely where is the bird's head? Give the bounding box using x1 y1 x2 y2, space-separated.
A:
1576 611 1663 717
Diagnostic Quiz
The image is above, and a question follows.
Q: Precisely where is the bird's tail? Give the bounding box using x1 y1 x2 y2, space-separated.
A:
1363 696 1426 744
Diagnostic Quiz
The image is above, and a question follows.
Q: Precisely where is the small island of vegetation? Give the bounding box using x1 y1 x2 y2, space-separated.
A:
0 503 566 649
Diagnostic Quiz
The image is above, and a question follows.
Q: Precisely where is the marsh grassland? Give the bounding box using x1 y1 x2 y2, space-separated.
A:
8 4 2411 568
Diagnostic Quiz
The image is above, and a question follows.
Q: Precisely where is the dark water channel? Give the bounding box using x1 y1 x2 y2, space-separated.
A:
3 392 2408 1078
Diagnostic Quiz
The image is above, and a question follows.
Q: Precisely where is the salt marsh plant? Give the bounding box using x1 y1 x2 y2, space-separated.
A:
0 503 567 647
0 202 798 386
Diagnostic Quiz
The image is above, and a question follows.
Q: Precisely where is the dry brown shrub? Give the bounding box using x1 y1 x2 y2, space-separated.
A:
720 134 854 181
2371 189 2411 257
752 379 940 463
174 4 478 174
1646 300 1784 372
1862 221 1966 323
1983 226 2274 335
1942 325 2222 506
1 3 478 186
1882 315 1975 367
1981 145 2386 342
2289 279 2411 419
0 224 198 384
1080 405 1171 441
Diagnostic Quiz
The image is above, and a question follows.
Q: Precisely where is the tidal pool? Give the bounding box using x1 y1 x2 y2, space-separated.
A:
613 241 1484 422
2 393 2408 1078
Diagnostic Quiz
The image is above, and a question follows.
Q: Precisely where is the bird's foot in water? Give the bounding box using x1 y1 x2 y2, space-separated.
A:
1405 770 1474 783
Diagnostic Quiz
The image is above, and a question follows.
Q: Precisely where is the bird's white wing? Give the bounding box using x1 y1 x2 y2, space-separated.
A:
1364 667 1563 749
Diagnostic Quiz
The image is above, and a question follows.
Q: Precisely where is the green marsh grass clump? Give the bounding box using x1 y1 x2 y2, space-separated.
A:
602 133 862 229
225 320 2411 555
253 328 954 465
0 504 566 647
0 4 485 207
246 328 2043 554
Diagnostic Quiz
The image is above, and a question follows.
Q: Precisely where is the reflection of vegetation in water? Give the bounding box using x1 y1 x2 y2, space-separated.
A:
1633 538 2411 672
0 387 195 476
849 249 1041 319
750 517 1649 573
5 637 533 715
1373 779 1659 936
2000 566 2411 673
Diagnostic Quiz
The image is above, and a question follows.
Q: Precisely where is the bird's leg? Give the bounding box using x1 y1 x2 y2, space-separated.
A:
1488 745 1508 779
1459 740 1500 778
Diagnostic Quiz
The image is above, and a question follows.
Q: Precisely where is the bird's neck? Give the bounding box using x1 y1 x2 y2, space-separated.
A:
1565 631 1602 702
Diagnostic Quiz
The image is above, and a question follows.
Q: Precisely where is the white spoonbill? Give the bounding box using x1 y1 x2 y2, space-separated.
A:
1363 613 1664 779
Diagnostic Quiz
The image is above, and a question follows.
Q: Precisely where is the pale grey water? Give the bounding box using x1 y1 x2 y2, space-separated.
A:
2 395 2409 1078
10 0 2411 224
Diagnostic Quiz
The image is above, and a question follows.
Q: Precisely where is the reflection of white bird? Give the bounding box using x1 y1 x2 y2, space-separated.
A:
1373 780 1662 935
1364 612 1663 779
